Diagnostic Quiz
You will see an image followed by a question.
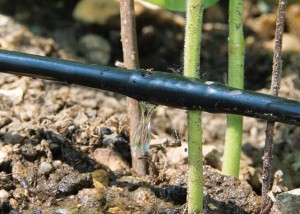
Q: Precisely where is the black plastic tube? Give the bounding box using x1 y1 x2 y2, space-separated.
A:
0 49 299 125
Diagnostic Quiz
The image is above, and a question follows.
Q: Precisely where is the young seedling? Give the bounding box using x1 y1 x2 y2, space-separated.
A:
222 0 245 177
183 0 205 212
143 0 218 212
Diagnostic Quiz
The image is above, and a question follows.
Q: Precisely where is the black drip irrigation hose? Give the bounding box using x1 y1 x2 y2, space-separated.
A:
0 49 299 125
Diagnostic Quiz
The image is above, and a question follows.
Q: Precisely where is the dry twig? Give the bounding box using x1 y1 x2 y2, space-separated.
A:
120 0 148 175
261 0 287 213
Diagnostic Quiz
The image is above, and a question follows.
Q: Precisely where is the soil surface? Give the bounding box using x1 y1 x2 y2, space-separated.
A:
0 1 299 213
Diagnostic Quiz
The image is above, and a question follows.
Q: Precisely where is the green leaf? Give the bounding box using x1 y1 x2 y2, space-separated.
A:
204 0 219 9
143 0 185 11
143 0 219 12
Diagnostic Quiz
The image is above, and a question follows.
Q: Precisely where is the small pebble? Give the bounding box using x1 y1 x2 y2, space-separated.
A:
48 142 59 150
73 0 120 26
0 189 10 206
100 127 112 136
102 137 115 147
9 198 18 210
92 169 109 189
93 148 129 172
52 160 62 169
0 145 12 166
68 125 75 132
275 188 300 213
3 134 24 144
0 117 12 129
79 34 111 65
38 162 53 175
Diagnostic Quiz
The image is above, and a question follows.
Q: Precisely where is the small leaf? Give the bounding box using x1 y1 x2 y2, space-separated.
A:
142 0 219 12
143 0 186 11
204 0 219 9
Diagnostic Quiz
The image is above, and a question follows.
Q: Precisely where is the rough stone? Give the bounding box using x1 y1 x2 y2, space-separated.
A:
58 172 92 195
0 189 10 207
275 188 300 213
38 162 53 175
0 145 12 166
286 4 300 37
73 0 120 26
79 34 111 65
93 148 129 172
264 33 300 54
52 160 62 169
92 169 109 189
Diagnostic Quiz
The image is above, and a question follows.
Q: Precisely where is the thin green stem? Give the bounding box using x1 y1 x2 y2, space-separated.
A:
183 0 204 213
222 0 245 177
187 111 203 213
222 115 243 176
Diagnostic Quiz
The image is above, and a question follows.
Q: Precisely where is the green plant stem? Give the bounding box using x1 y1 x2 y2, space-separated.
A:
183 0 204 213
187 111 203 213
222 115 243 176
222 0 245 177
